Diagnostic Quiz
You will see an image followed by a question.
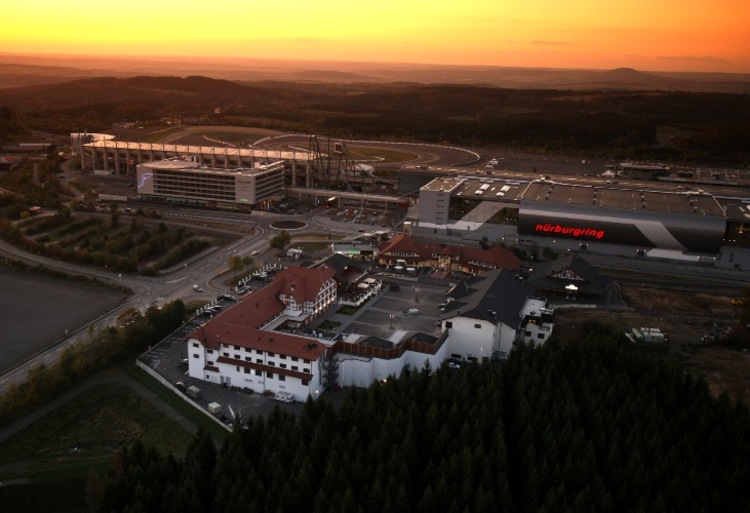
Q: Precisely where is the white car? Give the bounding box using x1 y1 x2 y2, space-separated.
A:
193 285 203 292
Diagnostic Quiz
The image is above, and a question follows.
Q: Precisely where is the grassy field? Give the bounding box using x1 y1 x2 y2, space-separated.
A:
0 365 229 513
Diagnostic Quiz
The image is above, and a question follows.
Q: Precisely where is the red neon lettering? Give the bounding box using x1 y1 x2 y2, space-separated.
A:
534 223 604 239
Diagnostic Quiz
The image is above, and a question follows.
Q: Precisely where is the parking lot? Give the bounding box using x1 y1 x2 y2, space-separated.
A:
140 275 452 425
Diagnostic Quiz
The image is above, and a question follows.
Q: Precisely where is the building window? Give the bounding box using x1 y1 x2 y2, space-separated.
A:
303 368 310 374
234 345 240 350
292 366 299 371
256 359 263 364
474 324 481 329
268 362 275 367
279 375 286 381
244 367 251 374
207 349 213 354
192 342 199 348
445 321 453 328
193 354 199 359
280 363 287 369
255 369 262 376
302 380 309 386
207 361 214 366
291 357 299 362
245 356 251 361
537 333 545 339
222 352 229 357
280 355 287 360
267 372 274 378
234 354 240 359
268 352 275 357
525 331 532 336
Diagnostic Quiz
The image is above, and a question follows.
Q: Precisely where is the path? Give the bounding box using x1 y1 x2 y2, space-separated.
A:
0 367 201 447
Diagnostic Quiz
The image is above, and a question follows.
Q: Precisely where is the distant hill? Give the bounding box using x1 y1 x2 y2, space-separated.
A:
0 54 749 93
0 75 301 113
1 72 748 164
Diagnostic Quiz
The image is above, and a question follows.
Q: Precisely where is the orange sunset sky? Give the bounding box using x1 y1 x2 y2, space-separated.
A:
2 0 749 72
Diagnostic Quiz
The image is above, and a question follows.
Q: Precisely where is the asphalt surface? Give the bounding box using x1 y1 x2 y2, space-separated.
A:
0 266 126 373
139 274 451 424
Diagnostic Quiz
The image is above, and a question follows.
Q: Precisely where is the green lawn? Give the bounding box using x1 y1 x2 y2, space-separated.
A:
0 380 198 513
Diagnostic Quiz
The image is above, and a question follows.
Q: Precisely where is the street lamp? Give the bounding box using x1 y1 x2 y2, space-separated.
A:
415 287 421 303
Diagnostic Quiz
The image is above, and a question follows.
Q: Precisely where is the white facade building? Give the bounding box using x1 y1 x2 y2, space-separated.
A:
136 158 285 210
332 332 450 388
186 265 337 401
186 264 557 401
516 297 555 346
439 269 553 360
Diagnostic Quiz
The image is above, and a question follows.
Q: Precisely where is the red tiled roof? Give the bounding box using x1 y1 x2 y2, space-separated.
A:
379 234 521 271
449 245 522 271
193 323 326 360
276 265 335 304
378 233 432 257
187 265 334 360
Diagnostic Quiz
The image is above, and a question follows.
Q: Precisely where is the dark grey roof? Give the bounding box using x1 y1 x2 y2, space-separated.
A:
360 336 396 349
527 254 608 298
404 332 439 345
442 269 532 327
317 254 366 284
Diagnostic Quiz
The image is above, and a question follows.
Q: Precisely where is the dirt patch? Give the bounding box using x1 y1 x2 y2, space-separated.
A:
622 285 738 319
614 283 740 345
554 282 750 406
684 347 750 405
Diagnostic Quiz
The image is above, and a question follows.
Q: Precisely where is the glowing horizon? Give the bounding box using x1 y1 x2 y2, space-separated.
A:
2 0 749 73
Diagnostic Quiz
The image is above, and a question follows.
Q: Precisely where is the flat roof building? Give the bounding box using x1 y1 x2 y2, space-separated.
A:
517 182 726 254
136 159 285 210
417 177 727 255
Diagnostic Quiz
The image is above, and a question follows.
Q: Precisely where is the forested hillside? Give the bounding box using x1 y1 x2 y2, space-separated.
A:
94 322 750 513
1 77 749 163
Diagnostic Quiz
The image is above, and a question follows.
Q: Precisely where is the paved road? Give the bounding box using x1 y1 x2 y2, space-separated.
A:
0 207 361 393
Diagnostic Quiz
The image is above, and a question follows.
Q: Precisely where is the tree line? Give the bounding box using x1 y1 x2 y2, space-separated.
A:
2 78 749 164
0 299 187 427
92 320 750 513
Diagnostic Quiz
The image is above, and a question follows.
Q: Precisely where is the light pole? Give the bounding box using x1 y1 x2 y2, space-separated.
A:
389 313 396 329
415 287 421 303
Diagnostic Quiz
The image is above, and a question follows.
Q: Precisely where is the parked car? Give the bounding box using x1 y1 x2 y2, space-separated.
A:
447 357 462 370
193 284 203 292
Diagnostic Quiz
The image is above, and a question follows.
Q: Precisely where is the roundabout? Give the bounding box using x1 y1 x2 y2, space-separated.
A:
270 220 307 230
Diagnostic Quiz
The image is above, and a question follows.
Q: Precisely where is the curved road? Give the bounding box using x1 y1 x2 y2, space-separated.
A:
0 207 358 394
